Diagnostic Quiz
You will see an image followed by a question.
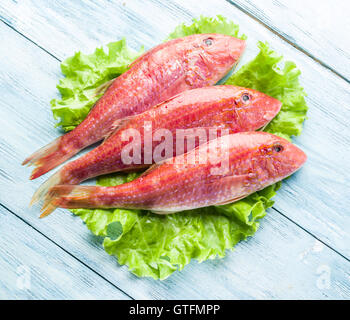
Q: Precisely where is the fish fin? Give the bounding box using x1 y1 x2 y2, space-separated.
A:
154 92 183 106
31 165 80 210
208 174 250 206
103 92 186 144
30 170 62 206
39 201 60 218
138 155 176 177
151 193 248 214
257 122 270 132
138 162 164 178
152 194 248 213
23 136 73 179
214 194 247 206
39 185 98 218
102 115 135 142
94 79 115 97
151 209 180 215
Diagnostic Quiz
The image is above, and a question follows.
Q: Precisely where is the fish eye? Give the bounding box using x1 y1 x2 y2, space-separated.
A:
204 38 213 46
242 93 251 103
273 144 283 153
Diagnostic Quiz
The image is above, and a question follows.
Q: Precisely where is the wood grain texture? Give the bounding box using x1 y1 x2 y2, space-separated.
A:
0 11 349 299
0 205 130 299
1 0 348 259
231 0 350 81
163 0 350 259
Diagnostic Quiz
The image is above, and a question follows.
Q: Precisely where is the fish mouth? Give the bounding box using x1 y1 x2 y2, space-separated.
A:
263 96 282 120
277 137 307 171
292 145 307 168
229 37 246 62
256 95 282 131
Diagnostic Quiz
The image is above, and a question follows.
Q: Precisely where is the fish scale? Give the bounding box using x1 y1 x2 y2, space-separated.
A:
32 85 282 215
23 33 246 180
45 132 306 216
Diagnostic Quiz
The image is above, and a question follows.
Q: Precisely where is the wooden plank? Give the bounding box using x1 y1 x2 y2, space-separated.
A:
0 205 130 299
231 0 350 81
1 0 350 83
0 0 348 258
156 1 350 259
0 20 350 299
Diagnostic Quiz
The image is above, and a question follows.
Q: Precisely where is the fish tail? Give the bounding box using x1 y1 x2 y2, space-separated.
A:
22 136 75 179
30 170 62 207
30 162 79 207
40 185 99 218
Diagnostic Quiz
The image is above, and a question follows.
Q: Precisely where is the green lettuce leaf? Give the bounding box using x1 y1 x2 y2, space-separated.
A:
166 14 246 40
51 39 143 131
51 15 245 132
226 41 308 140
73 175 280 280
53 16 307 279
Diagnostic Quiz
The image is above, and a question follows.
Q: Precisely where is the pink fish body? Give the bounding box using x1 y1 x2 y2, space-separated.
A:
32 86 281 209
43 132 306 216
23 34 246 179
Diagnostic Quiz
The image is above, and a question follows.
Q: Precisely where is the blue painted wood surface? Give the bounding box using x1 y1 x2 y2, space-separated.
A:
0 0 349 299
232 0 350 80
0 205 130 299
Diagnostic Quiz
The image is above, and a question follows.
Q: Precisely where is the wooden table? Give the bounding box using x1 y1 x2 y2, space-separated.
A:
0 0 349 299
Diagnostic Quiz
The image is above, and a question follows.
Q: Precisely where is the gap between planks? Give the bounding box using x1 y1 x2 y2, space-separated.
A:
2 1 350 86
224 0 350 84
0 203 135 300
0 17 348 264
273 207 350 264
0 18 60 62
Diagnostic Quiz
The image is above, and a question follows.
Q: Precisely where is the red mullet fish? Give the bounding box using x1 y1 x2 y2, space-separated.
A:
23 34 246 179
41 132 306 217
32 85 281 211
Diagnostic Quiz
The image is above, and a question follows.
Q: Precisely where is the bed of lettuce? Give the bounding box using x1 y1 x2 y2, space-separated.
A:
50 16 307 280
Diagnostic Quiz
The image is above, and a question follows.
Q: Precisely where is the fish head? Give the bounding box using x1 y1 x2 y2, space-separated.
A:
191 34 246 82
258 133 307 180
229 87 282 130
